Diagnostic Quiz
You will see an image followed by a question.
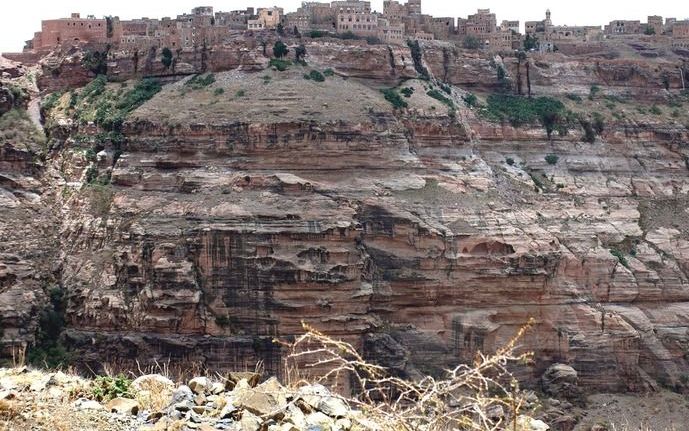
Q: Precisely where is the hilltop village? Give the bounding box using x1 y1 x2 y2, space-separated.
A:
8 0 689 60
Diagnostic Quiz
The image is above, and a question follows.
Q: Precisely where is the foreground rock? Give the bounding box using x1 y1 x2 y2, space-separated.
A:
1 368 554 431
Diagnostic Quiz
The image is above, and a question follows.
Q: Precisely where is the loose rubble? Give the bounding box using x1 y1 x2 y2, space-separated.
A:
0 367 562 431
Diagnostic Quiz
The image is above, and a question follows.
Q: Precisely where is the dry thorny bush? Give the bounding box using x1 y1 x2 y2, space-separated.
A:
282 319 536 431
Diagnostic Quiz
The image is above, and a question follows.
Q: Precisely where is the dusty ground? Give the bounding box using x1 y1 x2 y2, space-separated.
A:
575 391 689 431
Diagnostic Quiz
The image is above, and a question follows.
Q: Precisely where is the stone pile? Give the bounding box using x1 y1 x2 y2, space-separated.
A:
0 367 559 431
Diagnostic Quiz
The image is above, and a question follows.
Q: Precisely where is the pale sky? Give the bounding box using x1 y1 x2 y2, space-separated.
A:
2 0 689 54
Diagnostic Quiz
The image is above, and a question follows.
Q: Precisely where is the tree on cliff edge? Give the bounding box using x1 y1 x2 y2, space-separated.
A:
273 41 289 59
161 48 173 69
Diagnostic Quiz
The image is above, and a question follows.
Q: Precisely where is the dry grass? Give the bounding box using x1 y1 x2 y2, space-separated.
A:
282 319 535 431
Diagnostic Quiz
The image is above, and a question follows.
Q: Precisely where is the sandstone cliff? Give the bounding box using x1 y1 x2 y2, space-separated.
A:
2 39 689 395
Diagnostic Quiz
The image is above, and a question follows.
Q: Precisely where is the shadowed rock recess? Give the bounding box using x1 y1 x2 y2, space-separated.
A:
2 40 689 394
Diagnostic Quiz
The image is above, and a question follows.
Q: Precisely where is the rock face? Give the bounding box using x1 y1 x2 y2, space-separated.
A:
4 40 689 393
0 83 55 360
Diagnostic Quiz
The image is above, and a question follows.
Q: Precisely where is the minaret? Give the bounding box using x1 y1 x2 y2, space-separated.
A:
545 9 552 26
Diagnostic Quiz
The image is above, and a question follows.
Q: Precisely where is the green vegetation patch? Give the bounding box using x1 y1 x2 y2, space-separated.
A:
610 248 630 269
269 58 291 72
427 88 454 108
483 94 570 136
303 70 325 82
0 109 46 147
407 40 430 80
184 73 216 90
68 76 161 133
381 88 408 109
91 375 133 402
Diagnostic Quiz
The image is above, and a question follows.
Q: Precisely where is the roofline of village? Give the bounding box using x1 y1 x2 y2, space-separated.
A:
8 0 689 57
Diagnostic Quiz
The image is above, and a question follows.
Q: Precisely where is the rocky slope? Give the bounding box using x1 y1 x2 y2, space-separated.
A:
2 39 689 398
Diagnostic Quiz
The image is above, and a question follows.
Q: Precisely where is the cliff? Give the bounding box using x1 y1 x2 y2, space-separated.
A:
2 39 689 399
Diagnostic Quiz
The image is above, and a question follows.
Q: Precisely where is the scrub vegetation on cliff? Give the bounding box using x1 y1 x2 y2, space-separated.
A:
43 75 161 133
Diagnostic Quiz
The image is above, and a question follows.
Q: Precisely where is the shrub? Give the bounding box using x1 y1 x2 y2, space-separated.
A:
116 78 161 113
580 119 596 143
365 36 382 45
41 91 64 112
273 41 289 58
484 94 569 137
506 157 515 166
427 88 454 108
589 85 601 100
309 30 326 38
463 35 481 50
462 93 478 107
161 47 173 69
27 286 70 369
323 68 335 77
610 248 629 269
91 375 133 402
650 105 662 115
185 73 215 89
566 93 583 102
524 33 538 50
235 89 246 98
407 40 430 80
295 44 307 62
339 31 359 40
545 154 559 165
381 88 408 109
80 75 108 102
284 321 536 431
401 87 415 98
82 49 108 75
592 112 605 134
308 70 325 82
213 88 225 96
269 58 291 71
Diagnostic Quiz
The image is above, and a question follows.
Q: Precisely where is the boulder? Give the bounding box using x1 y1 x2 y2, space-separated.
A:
541 364 581 400
517 415 550 431
305 411 335 430
169 385 194 405
318 396 349 418
234 377 287 417
188 376 209 394
210 382 225 395
240 411 262 431
73 398 105 411
106 397 140 415
226 371 261 389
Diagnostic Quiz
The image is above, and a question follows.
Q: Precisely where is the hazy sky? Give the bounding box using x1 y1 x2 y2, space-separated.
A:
2 0 689 54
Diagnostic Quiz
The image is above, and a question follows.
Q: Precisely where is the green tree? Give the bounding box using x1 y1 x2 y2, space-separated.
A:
161 47 173 69
294 26 301 38
277 23 285 36
463 35 481 50
524 34 538 50
295 44 307 62
273 41 289 58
